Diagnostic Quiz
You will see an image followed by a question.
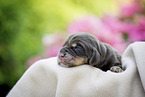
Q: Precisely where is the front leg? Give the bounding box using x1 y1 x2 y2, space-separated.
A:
110 66 123 73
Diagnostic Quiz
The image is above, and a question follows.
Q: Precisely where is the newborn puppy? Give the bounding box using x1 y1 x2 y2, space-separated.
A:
58 32 123 72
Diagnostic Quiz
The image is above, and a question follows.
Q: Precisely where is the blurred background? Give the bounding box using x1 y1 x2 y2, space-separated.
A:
0 0 145 96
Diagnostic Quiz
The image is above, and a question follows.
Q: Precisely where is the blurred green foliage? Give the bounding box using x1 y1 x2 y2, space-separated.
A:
0 0 44 87
0 0 118 91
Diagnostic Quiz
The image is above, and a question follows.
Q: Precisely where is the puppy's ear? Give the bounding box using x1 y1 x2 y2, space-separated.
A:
63 34 76 46
89 48 101 66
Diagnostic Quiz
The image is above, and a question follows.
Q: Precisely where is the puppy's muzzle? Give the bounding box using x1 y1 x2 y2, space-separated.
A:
58 48 73 67
59 49 67 59
58 47 88 67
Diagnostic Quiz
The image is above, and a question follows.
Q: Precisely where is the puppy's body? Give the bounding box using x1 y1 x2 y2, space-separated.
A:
58 32 122 72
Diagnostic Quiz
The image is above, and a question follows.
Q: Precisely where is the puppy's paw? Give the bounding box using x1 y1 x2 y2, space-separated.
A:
110 66 123 73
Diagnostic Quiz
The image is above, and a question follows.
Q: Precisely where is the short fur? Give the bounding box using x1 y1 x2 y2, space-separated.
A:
58 32 122 71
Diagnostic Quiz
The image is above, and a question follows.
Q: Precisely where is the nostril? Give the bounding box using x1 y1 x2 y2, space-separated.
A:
60 53 65 58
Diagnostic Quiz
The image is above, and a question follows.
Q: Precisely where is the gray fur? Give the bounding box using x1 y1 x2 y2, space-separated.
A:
58 32 123 72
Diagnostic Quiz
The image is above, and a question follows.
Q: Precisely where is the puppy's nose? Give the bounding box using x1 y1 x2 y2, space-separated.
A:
59 53 65 59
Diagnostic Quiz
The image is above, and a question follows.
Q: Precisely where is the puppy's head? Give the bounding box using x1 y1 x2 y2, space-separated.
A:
58 32 102 67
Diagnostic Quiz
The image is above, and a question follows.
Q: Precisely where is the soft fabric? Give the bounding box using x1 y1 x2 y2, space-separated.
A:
7 42 145 97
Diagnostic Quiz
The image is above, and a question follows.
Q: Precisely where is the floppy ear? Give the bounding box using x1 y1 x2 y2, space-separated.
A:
89 48 101 66
63 34 76 46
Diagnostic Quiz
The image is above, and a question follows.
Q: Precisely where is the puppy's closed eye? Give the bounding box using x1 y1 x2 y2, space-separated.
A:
71 43 86 56
58 32 123 72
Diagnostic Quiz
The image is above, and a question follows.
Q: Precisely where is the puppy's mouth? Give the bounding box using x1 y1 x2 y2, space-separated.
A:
57 50 88 67
58 52 75 67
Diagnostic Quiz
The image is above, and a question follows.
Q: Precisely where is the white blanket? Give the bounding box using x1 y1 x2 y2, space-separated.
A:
7 42 145 97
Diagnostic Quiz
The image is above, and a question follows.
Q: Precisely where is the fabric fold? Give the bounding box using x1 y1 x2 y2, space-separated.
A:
7 42 145 97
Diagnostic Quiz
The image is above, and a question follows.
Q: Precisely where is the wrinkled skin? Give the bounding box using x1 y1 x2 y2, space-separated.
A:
58 32 123 72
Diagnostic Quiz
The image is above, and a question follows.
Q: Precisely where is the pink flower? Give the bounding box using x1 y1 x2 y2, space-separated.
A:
102 15 124 33
67 15 127 53
45 44 62 57
121 2 143 17
103 15 145 42
42 33 65 57
67 15 104 35
26 33 65 67
126 17 145 41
